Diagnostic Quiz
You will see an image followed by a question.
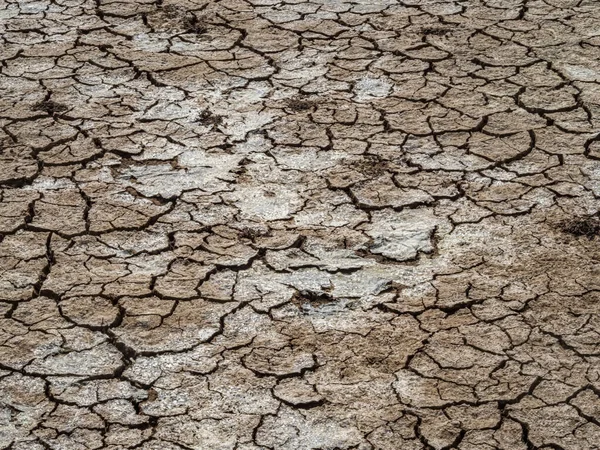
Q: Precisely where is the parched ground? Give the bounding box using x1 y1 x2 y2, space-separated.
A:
2 0 600 449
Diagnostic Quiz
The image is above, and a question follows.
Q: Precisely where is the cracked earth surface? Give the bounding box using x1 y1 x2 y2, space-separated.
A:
2 0 600 449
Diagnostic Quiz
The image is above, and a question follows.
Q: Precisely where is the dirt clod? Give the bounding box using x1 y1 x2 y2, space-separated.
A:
196 109 223 126
286 97 317 111
560 216 600 238
33 100 68 115
292 290 335 309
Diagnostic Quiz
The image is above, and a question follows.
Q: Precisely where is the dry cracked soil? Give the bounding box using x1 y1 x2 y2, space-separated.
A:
2 0 600 449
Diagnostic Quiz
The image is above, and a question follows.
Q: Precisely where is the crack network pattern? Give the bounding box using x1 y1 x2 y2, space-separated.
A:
2 0 600 449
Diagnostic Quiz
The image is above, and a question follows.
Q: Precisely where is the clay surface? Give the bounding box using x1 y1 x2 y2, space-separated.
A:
2 0 600 449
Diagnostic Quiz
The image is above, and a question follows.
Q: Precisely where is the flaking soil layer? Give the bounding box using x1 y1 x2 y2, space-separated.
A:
2 0 600 449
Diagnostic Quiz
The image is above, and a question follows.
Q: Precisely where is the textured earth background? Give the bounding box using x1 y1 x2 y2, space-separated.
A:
2 0 600 449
